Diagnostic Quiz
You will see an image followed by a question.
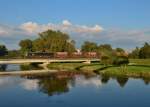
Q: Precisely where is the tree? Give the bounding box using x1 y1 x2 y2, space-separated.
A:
101 55 111 66
113 56 129 72
7 50 21 58
81 41 98 52
116 48 125 53
32 30 76 52
139 42 150 59
0 44 7 56
19 39 33 56
129 47 140 59
98 44 113 56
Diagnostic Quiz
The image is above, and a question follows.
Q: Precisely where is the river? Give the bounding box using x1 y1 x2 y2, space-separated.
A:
0 64 149 107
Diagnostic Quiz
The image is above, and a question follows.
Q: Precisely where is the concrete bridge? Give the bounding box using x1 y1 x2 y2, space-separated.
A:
0 59 100 64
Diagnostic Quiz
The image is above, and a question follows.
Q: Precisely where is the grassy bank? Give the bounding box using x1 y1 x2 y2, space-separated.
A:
47 59 150 78
47 62 102 71
130 59 150 65
99 65 150 78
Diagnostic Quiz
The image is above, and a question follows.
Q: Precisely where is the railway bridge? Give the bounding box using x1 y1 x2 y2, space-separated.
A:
0 59 100 64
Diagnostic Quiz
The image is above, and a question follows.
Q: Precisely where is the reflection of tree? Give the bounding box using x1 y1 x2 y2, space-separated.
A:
142 77 150 85
101 74 110 84
116 76 128 87
20 63 42 70
38 77 71 96
0 64 7 71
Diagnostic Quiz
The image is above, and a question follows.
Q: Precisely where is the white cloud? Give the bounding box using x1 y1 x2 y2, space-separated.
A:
19 20 103 34
62 20 72 26
20 22 38 33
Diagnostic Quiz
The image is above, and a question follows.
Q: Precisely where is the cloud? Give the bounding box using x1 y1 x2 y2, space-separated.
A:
62 20 72 26
19 20 103 34
20 22 38 33
0 20 149 50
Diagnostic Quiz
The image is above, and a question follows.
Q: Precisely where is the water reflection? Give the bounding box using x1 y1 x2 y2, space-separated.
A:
20 79 39 91
116 76 129 87
0 64 7 71
0 63 42 71
38 77 70 96
0 72 150 97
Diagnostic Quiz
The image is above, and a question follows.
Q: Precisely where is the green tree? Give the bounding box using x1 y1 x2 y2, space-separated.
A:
19 39 33 56
115 48 125 53
32 30 76 52
0 44 8 56
81 41 98 52
98 44 113 56
101 55 112 66
139 42 150 58
113 56 129 72
129 47 140 59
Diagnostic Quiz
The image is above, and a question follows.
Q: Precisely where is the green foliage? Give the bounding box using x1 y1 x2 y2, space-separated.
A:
129 42 150 59
113 56 129 71
97 44 113 57
101 55 112 66
19 30 76 53
33 30 76 52
81 41 98 52
113 56 129 66
7 50 21 58
139 42 150 58
0 44 7 56
129 47 140 58
19 39 33 56
115 48 125 53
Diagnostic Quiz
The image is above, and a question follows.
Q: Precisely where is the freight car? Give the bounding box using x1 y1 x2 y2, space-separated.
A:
26 52 100 59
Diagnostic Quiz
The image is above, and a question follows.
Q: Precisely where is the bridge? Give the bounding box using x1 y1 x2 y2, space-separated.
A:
0 59 100 64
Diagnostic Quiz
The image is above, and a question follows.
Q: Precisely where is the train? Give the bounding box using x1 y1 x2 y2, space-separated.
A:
26 52 101 59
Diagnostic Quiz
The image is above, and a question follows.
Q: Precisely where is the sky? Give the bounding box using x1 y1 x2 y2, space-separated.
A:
0 0 150 50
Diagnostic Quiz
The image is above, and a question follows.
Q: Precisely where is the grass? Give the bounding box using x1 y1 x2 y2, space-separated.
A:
100 65 150 77
47 62 86 71
47 62 103 71
130 59 150 65
47 59 150 78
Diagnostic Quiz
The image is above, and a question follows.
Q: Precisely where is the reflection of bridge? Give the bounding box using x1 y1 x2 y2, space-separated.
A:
0 59 100 64
0 69 58 76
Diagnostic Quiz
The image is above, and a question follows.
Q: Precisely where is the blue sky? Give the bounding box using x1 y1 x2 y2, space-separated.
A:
0 0 150 50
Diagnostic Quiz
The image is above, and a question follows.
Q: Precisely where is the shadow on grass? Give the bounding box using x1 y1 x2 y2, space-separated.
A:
93 66 117 74
75 63 102 71
128 65 150 67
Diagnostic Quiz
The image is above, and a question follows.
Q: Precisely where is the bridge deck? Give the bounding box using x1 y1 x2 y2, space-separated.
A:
0 59 100 64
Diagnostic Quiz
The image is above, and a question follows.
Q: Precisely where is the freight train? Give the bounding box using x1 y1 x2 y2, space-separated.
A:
26 52 100 59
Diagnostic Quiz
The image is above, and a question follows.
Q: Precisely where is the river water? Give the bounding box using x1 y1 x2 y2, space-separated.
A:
0 64 150 107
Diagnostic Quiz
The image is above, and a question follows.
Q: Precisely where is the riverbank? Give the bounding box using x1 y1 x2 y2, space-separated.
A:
47 59 150 78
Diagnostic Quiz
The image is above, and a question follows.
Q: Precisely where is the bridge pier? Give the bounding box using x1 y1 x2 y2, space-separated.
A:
39 62 50 70
83 60 91 64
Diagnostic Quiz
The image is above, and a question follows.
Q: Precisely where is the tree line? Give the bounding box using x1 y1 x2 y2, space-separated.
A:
0 29 149 59
129 42 150 59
